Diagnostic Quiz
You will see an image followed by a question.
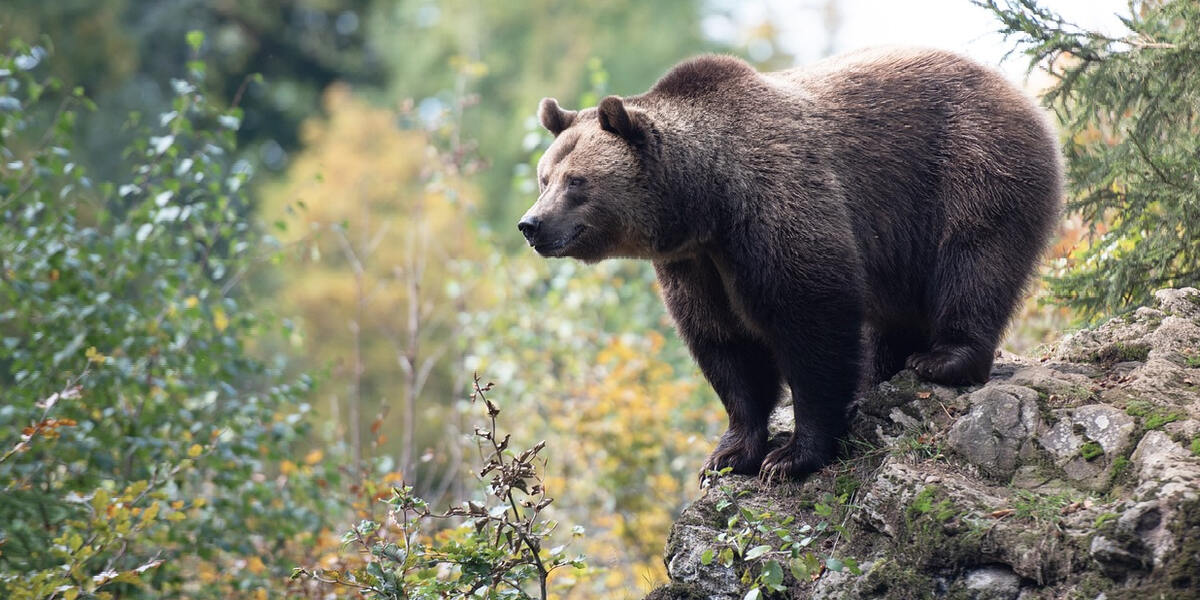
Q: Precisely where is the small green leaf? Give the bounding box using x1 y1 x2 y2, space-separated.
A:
186 30 205 52
743 589 761 600
761 559 783 588
700 548 714 565
843 557 862 575
826 557 844 572
744 544 771 560
790 558 808 580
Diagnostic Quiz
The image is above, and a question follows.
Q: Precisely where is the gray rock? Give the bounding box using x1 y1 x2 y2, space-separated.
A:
1164 418 1200 439
1130 430 1200 501
947 385 1042 480
1037 404 1135 489
958 565 1022 600
647 290 1200 600
810 567 860 599
1005 365 1096 407
1114 356 1200 404
1154 287 1200 319
1089 534 1149 577
1145 315 1200 358
664 524 741 600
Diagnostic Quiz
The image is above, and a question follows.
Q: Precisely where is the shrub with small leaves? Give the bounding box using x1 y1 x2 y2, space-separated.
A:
293 375 587 599
703 469 861 599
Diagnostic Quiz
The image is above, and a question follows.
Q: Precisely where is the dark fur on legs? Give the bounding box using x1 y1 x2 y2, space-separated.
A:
655 257 781 478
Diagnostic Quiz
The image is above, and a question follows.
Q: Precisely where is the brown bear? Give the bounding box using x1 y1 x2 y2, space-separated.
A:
518 47 1062 481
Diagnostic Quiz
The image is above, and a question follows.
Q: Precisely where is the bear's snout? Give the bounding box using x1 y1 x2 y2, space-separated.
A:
518 212 587 257
517 215 542 244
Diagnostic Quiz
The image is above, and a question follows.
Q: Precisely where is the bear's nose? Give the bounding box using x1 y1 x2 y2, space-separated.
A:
517 215 542 242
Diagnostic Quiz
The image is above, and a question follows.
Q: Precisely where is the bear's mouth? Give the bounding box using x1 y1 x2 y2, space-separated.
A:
534 224 586 256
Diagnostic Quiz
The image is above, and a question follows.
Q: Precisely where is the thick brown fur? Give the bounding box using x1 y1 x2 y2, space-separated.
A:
519 48 1063 481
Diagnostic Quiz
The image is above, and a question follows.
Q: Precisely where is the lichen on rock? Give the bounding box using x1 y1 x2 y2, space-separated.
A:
645 288 1200 599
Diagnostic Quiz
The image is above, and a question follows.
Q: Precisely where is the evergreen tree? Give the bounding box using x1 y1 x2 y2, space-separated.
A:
980 0 1200 319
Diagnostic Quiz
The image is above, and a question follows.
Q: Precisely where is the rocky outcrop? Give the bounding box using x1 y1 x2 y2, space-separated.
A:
647 288 1200 599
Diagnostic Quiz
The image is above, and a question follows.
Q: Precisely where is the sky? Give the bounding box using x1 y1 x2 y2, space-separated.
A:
707 0 1132 84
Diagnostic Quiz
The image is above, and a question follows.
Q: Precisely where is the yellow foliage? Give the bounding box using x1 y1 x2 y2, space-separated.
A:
535 334 721 595
260 83 484 463
140 502 159 523
212 307 229 333
246 556 266 575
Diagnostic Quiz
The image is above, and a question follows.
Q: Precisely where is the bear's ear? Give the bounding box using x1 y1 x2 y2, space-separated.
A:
598 95 649 146
538 97 577 136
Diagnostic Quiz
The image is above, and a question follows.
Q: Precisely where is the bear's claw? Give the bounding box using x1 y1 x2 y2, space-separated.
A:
758 442 826 485
699 430 767 483
906 347 990 386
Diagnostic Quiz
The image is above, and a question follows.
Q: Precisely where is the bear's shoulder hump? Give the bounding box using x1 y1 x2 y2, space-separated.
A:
650 55 757 98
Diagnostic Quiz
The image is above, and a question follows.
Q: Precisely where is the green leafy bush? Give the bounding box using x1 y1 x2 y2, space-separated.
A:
0 35 337 598
703 469 861 598
295 376 587 599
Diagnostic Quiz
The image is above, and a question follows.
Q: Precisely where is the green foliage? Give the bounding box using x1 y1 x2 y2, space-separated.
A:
1080 440 1104 461
891 428 947 462
295 377 587 599
1125 399 1183 430
1010 489 1074 522
1089 342 1150 364
1143 411 1182 430
0 37 333 598
980 0 1200 318
1124 399 1154 417
1 0 381 176
908 486 957 523
705 470 861 597
1109 455 1132 486
1094 511 1119 529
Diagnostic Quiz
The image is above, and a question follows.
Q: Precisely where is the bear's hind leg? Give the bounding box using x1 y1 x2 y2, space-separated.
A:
908 235 1031 385
867 324 929 385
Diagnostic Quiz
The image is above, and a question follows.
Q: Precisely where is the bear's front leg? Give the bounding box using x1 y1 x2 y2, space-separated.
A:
757 293 864 483
654 258 783 480
692 334 782 479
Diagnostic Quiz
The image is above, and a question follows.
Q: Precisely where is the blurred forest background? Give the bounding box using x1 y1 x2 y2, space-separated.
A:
2 0 1197 598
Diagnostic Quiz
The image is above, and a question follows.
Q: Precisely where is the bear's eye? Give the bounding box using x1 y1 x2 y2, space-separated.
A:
567 176 585 189
539 176 549 189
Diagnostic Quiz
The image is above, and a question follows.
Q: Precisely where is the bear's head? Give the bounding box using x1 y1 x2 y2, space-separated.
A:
518 95 668 263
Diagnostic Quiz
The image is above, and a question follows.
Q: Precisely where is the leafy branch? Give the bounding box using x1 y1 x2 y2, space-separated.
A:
702 469 861 599
293 375 586 599
977 0 1200 318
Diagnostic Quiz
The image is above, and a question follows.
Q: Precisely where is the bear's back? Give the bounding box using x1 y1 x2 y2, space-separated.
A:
773 47 1059 227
